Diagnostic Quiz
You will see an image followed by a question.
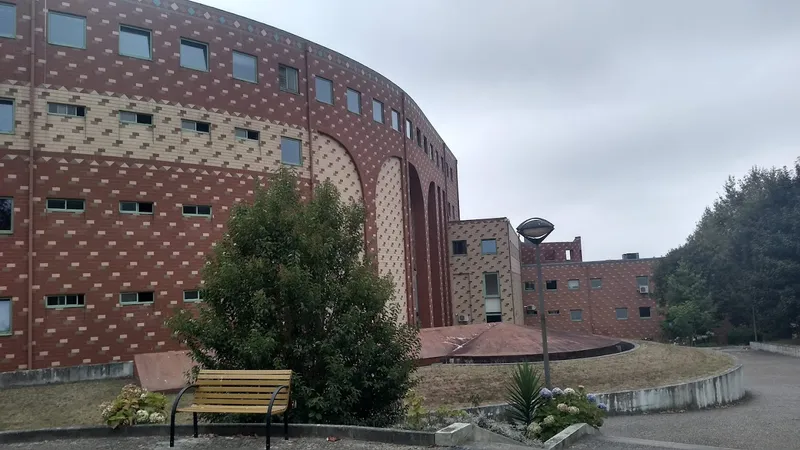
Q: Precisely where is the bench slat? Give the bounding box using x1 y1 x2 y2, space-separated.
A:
197 386 288 393
177 405 287 415
194 394 289 402
193 398 289 406
198 370 292 375
195 379 290 387
197 374 292 380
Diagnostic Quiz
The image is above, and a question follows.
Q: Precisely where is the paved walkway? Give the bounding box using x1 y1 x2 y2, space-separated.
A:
0 436 418 449
597 347 800 449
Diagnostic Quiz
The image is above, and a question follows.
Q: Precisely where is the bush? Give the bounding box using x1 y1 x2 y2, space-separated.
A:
504 362 545 426
398 389 468 431
727 326 756 345
526 386 606 442
99 384 167 428
167 169 420 427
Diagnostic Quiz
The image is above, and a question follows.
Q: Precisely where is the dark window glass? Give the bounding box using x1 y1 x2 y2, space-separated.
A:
120 202 137 212
486 313 502 323
570 309 582 321
66 199 84 211
137 292 154 303
47 199 66 210
197 205 211 216
281 137 302 166
0 197 11 233
119 25 151 59
279 65 299 93
452 240 467 255
232 51 257 83
616 307 628 320
195 122 210 133
636 276 649 287
484 273 499 297
48 12 86 48
416 128 421 146
180 39 208 71
137 202 153 213
524 281 535 291
235 128 259 141
639 307 652 318
591 278 602 289
315 77 333 104
546 280 558 290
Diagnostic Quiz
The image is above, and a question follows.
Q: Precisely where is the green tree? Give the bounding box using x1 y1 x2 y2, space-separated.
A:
167 168 420 426
659 261 718 343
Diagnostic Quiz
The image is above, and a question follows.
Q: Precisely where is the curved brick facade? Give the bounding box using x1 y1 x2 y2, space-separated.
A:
0 0 458 371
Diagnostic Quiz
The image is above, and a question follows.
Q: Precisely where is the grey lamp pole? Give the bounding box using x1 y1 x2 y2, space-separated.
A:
517 217 555 388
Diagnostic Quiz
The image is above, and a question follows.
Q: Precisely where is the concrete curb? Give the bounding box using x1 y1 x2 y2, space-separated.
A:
543 423 596 449
0 423 436 446
750 341 800 358
0 362 134 389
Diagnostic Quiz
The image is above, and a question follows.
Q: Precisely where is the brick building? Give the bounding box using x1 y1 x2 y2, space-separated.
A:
0 0 459 372
449 218 662 339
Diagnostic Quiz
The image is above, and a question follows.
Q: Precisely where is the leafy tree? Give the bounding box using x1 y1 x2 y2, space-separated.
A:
167 168 420 426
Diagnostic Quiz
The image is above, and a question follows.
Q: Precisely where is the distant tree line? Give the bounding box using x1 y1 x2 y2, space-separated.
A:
654 162 800 344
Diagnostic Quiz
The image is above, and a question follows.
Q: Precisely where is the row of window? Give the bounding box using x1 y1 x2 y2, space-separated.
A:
0 6 454 179
0 197 215 235
452 239 497 256
524 276 649 292
525 307 652 321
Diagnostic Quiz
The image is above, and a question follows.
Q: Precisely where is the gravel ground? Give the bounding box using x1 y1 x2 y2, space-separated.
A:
601 347 800 449
0 436 421 450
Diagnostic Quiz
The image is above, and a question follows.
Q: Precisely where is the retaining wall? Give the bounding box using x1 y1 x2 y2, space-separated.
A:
750 341 800 357
0 362 134 389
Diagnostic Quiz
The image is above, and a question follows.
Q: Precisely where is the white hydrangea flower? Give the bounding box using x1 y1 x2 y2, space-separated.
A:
136 409 150 423
568 406 580 415
564 388 576 395
543 415 555 425
557 403 569 412
149 412 165 424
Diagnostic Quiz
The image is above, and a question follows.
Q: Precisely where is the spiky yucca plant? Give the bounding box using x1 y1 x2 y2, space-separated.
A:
504 362 544 426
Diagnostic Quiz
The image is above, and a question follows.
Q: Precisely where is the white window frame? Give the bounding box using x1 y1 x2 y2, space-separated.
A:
119 291 155 305
46 198 85 212
180 38 209 72
119 110 153 125
119 201 153 215
47 102 85 117
181 119 210 134
182 204 211 217
119 25 152 60
183 290 203 303
234 127 259 141
46 294 85 308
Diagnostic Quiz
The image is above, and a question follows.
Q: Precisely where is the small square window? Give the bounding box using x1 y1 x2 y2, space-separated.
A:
636 276 649 287
0 98 13 133
183 290 203 302
232 51 257 83
524 281 535 291
46 198 85 212
279 65 299 94
567 279 580 290
525 307 538 316
119 25 151 59
590 278 602 289
281 136 302 166
181 119 210 133
347 88 361 114
546 280 558 290
0 197 11 234
405 119 412 139
180 39 208 71
0 297 10 335
120 291 154 304
0 3 15 39
372 99 384 123
48 12 86 49
120 111 153 125
483 273 500 297
547 310 560 316
452 240 467 255
481 239 497 255
639 307 652 319
315 77 333 104
48 103 85 117
616 307 629 320
391 110 400 131
183 204 212 217
570 309 583 321
46 294 85 308
120 201 153 214
235 128 259 141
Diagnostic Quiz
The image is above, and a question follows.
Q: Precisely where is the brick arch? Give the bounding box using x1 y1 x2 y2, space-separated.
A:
376 157 408 324
408 163 432 327
312 131 365 205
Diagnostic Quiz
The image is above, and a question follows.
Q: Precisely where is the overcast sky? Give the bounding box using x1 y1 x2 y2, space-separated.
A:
201 0 800 261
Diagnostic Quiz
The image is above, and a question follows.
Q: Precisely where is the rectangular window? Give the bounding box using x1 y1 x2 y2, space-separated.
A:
346 88 361 114
566 249 572 261
405 119 412 139
279 64 299 94
48 103 85 117
423 136 427 152
524 281 535 291
46 294 85 308
0 98 13 133
547 310 560 315
452 240 467 255
315 77 334 104
0 297 10 336
182 204 211 217
567 279 580 290
616 307 629 320
281 136 302 166
181 119 210 133
119 25 151 59
0 2 15 39
180 38 208 71
183 290 203 302
416 128 422 146
232 51 257 83
483 272 500 297
48 11 86 49
570 309 583 321
235 127 259 141
481 239 497 255
590 278 602 289
372 99 384 123
119 111 153 125
0 197 11 234
546 280 558 290
119 201 153 214
636 276 649 287
120 291 155 305
46 198 85 212
639 306 652 319
525 306 537 316
391 110 400 131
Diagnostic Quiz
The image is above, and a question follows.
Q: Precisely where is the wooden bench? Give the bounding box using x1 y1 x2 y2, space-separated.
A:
169 369 293 450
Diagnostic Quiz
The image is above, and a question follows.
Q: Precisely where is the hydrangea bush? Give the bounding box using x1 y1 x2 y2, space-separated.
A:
99 384 168 428
526 385 606 442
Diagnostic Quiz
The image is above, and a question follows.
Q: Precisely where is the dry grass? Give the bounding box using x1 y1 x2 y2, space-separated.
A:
415 342 736 408
0 378 195 431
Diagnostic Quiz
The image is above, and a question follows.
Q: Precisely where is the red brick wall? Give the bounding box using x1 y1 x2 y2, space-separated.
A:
521 237 583 264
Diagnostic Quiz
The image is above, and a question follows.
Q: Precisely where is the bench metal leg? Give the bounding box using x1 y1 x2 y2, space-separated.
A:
193 413 198 438
266 413 272 450
284 412 288 440
169 411 176 447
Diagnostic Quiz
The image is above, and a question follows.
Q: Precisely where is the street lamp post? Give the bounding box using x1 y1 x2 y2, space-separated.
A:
517 217 555 388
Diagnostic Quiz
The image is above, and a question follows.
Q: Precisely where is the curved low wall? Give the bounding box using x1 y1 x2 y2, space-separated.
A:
750 341 800 357
595 364 744 415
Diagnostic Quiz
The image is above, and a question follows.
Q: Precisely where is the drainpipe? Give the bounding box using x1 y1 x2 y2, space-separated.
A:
303 44 314 198
400 92 413 324
26 0 38 371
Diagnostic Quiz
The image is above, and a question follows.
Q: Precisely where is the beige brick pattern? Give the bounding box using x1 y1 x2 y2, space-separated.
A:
311 134 362 204
2 84 311 175
0 84 31 150
376 157 407 324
